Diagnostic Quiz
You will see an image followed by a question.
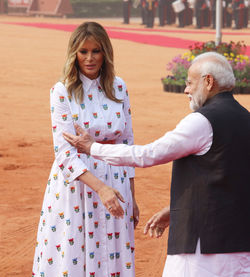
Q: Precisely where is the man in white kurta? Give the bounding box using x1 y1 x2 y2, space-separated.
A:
65 105 250 276
89 111 250 277
63 52 250 277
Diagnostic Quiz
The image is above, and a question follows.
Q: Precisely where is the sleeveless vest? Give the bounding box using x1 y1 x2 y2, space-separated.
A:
167 92 250 254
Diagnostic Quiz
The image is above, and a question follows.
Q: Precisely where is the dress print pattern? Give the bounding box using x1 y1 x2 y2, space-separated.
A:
32 74 135 277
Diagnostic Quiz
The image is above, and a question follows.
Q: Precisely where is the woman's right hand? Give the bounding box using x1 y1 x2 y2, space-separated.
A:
78 171 125 218
97 185 125 218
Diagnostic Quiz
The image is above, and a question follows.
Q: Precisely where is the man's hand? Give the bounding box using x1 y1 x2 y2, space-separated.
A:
144 206 170 238
63 123 94 155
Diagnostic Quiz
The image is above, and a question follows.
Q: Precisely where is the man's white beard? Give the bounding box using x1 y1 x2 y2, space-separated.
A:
189 83 207 111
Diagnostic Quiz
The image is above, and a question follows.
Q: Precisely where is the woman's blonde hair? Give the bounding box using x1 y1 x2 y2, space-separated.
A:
61 21 121 103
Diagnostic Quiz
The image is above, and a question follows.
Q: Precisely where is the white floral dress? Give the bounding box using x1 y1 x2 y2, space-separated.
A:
32 74 135 277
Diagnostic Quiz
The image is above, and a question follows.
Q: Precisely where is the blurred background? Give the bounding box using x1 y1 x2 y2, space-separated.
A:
0 0 249 29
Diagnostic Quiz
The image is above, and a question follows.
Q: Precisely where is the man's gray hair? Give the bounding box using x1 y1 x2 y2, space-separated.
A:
192 52 235 89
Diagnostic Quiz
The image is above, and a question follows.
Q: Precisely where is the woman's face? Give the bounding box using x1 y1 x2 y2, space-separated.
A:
76 37 104 80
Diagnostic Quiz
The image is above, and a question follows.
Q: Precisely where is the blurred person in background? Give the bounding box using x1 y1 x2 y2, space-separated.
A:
243 0 249 27
177 0 188 27
139 0 147 24
32 21 139 277
211 0 234 29
172 0 193 27
123 0 132 24
195 0 210 28
159 0 167 26
166 0 177 24
232 0 245 29
178 0 193 27
145 0 158 27
224 0 233 28
210 0 216 29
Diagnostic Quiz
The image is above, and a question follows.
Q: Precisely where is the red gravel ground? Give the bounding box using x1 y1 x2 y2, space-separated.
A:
0 15 249 277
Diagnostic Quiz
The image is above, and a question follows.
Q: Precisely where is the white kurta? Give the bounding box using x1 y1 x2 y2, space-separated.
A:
32 74 136 277
90 112 250 277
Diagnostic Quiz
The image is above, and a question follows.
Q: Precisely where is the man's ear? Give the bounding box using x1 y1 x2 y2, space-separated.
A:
205 74 214 91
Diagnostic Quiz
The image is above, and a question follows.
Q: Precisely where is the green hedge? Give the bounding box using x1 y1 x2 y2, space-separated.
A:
71 0 120 3
69 0 141 18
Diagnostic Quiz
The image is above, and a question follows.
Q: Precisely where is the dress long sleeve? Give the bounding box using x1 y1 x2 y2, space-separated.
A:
50 82 89 182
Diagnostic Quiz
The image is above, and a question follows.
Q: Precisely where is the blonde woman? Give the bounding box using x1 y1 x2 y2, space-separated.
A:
32 21 139 277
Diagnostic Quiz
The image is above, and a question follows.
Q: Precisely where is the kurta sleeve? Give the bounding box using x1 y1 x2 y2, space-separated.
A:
115 78 135 178
91 113 213 167
50 82 89 182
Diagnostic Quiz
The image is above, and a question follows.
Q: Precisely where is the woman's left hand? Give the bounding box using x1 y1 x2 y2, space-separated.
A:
129 178 139 229
133 198 140 229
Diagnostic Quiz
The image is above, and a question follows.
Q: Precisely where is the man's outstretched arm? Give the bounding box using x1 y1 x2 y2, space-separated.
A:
63 123 177 167
63 113 212 168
